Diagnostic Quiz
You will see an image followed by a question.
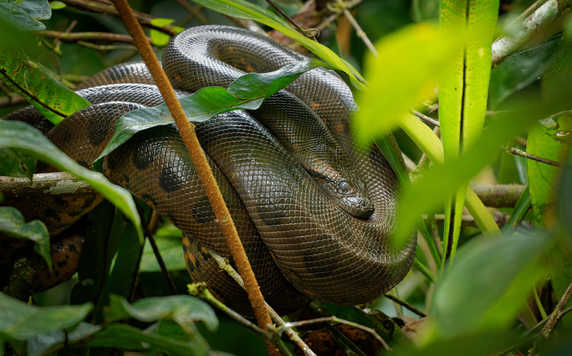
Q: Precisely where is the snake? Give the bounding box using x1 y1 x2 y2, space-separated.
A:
4 25 415 313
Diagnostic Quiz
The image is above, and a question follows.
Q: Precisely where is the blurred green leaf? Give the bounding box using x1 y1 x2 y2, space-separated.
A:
0 292 92 341
411 0 440 22
527 112 572 225
150 18 176 47
0 120 143 242
141 223 185 272
543 40 572 113
87 323 210 356
432 230 553 336
353 23 463 145
191 0 364 85
558 146 572 239
0 206 51 269
106 294 218 333
0 148 36 178
0 0 51 30
394 98 545 245
0 53 90 125
489 37 560 109
97 59 322 162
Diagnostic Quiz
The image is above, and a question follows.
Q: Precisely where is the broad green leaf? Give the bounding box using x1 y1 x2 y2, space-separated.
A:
489 37 560 109
0 120 143 242
106 294 218 333
0 0 51 30
0 53 90 125
558 146 572 239
141 223 185 272
0 292 92 340
27 322 101 356
191 0 364 86
88 323 209 356
432 230 553 336
439 0 500 261
0 149 36 178
353 23 463 145
0 206 51 269
97 59 322 162
394 99 546 245
527 112 572 225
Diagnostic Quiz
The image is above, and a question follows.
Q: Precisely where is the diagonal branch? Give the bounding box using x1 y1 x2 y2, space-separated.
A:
111 0 276 354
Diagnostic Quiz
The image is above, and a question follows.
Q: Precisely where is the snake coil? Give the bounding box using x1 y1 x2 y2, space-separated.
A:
8 25 416 313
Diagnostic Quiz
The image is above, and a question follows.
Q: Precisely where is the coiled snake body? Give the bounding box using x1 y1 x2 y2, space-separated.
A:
10 25 415 312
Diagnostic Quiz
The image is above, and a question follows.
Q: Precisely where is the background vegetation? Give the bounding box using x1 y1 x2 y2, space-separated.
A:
0 0 571 355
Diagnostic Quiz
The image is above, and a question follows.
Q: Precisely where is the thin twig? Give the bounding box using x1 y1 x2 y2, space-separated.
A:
412 110 440 127
61 0 178 35
145 211 178 294
330 0 377 56
508 147 561 167
208 251 317 356
384 294 427 318
111 1 276 354
40 31 138 43
542 282 572 337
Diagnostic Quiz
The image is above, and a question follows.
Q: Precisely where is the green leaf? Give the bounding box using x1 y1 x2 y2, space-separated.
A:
49 1 66 10
394 98 546 245
558 146 572 240
0 206 51 269
353 23 463 145
0 0 51 30
141 223 185 272
489 37 560 109
27 322 101 356
0 120 143 242
106 294 218 333
150 18 175 47
0 148 36 178
431 230 553 336
0 54 90 126
191 0 364 86
527 112 572 225
0 292 92 341
88 323 209 356
97 59 322 162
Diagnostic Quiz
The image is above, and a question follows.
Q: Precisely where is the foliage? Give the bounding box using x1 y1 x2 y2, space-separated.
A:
0 0 571 355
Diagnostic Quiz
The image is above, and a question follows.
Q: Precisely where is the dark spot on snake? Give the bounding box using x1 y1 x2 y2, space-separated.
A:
159 166 184 193
192 197 215 224
185 257 195 272
194 257 201 270
131 145 154 170
87 114 112 146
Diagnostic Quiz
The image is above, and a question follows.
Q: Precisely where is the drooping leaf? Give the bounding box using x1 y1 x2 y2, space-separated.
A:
0 120 143 242
106 294 218 333
432 229 553 336
190 0 364 85
0 52 91 125
527 112 572 225
0 148 36 178
353 23 463 145
27 322 101 356
87 323 210 356
0 206 51 269
0 292 92 341
97 59 322 162
0 0 51 30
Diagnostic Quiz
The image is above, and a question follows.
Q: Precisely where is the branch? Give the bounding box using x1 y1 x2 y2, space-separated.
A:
61 0 178 35
492 0 568 64
542 282 572 337
472 184 526 208
508 147 561 167
111 1 276 354
0 172 91 196
40 30 138 43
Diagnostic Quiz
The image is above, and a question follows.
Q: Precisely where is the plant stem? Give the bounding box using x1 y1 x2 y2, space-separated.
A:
111 1 275 354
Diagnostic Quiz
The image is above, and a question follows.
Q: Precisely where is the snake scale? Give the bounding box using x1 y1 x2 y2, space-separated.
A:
6 25 416 313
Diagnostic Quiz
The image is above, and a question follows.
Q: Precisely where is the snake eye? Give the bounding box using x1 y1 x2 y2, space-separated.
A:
338 180 351 194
